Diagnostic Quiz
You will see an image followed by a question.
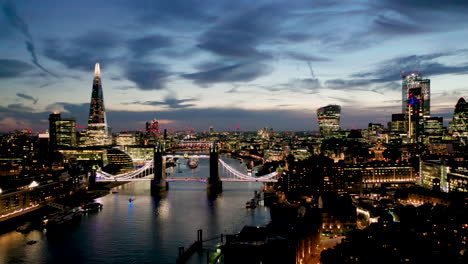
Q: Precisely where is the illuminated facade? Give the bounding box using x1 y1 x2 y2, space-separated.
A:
390 113 406 134
317 105 341 138
449 97 468 138
423 116 444 136
402 73 430 116
145 119 159 145
85 63 111 146
49 113 77 148
402 73 430 142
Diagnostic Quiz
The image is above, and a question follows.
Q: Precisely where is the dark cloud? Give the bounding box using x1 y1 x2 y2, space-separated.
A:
0 59 34 78
74 31 120 52
133 0 219 29
197 4 284 58
43 32 119 71
380 0 468 14
16 93 38 104
371 13 427 35
2 0 55 77
324 79 375 90
123 62 172 90
127 35 173 58
7 103 33 112
327 96 357 105
126 97 197 109
352 51 468 82
282 51 330 62
183 62 272 86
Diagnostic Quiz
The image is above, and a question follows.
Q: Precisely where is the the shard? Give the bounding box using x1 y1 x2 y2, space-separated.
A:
86 63 110 145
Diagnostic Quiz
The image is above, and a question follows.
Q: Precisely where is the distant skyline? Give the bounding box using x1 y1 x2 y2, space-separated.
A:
1 0 467 132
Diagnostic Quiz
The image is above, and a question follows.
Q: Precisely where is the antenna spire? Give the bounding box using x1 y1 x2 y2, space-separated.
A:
94 63 100 77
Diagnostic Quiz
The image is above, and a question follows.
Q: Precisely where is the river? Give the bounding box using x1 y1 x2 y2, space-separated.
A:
0 157 271 264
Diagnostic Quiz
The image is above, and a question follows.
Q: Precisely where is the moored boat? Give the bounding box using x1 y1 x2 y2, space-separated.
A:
81 202 103 213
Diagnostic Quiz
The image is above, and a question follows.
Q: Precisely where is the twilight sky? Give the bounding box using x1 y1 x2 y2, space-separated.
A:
1 0 467 132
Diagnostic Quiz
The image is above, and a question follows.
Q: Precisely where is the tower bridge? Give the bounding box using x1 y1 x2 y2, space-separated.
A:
94 143 279 195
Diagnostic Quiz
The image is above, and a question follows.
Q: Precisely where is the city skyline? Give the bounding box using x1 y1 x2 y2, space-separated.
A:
1 0 468 132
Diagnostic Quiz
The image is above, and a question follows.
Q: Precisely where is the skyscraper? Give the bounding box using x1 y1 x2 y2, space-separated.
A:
145 119 159 145
449 97 468 138
85 63 111 146
49 112 77 149
317 105 341 138
402 73 430 142
402 73 430 116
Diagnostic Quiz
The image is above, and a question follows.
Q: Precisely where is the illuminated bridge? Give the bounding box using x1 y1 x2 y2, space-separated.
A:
95 158 279 183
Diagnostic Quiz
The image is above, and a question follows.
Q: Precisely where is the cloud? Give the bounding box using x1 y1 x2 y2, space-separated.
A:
353 51 468 82
197 5 284 59
123 62 172 90
183 62 272 86
0 59 34 78
7 103 33 112
282 51 330 62
133 0 219 29
16 93 38 104
126 97 198 109
2 0 56 77
43 32 119 72
324 79 375 90
127 34 173 59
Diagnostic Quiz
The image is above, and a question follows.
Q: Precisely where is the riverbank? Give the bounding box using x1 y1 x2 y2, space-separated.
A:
0 182 120 235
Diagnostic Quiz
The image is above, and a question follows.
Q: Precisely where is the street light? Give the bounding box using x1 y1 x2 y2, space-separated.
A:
0 187 2 194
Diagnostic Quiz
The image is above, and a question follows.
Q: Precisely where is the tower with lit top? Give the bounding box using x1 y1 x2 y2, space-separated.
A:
85 63 111 146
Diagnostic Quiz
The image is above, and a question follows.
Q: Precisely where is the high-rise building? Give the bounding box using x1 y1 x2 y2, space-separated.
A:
423 117 444 136
145 119 159 145
317 105 341 138
407 86 424 141
449 97 468 138
49 113 77 149
390 113 406 133
402 73 430 116
85 63 110 146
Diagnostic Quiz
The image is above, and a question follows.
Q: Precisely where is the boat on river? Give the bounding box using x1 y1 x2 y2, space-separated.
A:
187 158 199 169
81 202 103 213
44 209 82 230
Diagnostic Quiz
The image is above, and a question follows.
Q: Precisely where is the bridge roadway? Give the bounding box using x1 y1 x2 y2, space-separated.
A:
96 175 278 183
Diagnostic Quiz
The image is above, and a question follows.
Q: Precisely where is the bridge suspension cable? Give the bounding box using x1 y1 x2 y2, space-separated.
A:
96 158 278 182
218 159 278 181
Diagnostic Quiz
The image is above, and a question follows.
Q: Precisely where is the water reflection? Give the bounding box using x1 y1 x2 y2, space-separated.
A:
0 157 270 264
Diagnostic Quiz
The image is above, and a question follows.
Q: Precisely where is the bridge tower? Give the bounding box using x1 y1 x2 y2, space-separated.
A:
151 144 168 195
208 144 222 193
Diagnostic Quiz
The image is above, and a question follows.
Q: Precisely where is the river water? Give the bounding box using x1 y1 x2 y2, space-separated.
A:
0 157 270 264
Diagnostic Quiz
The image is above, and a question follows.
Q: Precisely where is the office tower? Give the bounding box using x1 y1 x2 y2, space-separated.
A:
209 126 214 134
317 105 341 138
49 113 77 148
145 119 159 145
449 97 468 137
391 114 406 133
423 117 444 136
407 87 423 141
402 73 430 116
86 63 110 146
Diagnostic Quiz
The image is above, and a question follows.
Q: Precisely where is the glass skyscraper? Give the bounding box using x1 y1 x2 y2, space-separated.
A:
49 113 77 148
449 97 468 138
85 63 111 146
402 73 430 141
402 73 430 116
317 105 341 138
